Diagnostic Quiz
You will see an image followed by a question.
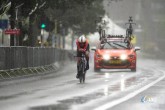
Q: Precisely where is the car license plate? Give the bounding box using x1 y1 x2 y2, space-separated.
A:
110 60 121 64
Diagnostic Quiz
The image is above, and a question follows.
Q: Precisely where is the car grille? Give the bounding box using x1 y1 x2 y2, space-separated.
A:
111 56 120 59
101 59 130 66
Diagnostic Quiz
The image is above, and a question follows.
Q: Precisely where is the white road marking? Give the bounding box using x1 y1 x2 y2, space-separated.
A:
94 71 165 110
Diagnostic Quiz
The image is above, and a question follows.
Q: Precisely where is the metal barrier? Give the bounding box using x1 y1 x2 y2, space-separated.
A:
0 47 74 70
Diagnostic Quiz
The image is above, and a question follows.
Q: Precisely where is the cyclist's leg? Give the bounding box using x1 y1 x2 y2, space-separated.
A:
85 51 89 70
76 52 81 78
76 58 81 78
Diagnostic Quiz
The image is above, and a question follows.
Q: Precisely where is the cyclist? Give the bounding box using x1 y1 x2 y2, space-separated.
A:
76 35 90 78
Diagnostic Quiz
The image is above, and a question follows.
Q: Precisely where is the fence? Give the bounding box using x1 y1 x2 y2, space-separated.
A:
0 47 74 70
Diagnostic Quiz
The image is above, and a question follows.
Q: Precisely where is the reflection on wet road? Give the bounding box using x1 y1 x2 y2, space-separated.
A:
30 65 165 110
0 59 164 110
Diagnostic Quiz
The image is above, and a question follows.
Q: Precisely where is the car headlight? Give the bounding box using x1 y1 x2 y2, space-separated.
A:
96 54 102 58
103 54 110 60
120 54 127 60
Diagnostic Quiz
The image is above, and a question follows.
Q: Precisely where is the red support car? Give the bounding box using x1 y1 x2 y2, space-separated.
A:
92 36 140 72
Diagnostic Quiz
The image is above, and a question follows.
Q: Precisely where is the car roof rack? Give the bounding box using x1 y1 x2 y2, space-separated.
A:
100 34 131 44
107 35 124 38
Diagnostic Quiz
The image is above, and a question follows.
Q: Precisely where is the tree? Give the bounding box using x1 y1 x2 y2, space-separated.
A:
2 0 105 46
45 0 105 34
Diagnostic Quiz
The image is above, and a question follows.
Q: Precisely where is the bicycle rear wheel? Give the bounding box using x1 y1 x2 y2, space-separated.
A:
78 58 86 83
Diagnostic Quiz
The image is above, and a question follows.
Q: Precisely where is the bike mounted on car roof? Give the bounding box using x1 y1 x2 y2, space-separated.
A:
125 16 136 42
100 34 128 44
98 16 137 44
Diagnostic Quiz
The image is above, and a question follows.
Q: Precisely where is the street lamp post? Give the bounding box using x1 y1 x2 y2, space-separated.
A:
15 3 24 46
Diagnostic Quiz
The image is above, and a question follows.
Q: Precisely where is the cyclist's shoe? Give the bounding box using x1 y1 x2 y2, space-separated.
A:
76 65 79 78
76 73 79 79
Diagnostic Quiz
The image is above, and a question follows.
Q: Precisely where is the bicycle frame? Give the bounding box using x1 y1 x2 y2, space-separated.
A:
125 17 136 42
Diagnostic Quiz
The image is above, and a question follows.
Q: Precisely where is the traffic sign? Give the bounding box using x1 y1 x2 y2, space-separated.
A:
0 19 8 29
4 29 20 35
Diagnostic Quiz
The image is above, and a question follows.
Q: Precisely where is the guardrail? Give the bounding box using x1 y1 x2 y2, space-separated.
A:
0 47 74 70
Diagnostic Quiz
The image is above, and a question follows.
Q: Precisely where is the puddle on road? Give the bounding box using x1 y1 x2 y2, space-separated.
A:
30 92 105 110
0 91 35 101
30 71 160 110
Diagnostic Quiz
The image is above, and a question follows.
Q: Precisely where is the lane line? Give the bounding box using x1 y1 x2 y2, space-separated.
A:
94 71 165 110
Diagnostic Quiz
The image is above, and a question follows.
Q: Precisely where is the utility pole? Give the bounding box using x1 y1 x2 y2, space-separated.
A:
28 2 46 47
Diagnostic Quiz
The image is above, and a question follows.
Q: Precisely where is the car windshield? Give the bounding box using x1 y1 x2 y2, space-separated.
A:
100 42 131 49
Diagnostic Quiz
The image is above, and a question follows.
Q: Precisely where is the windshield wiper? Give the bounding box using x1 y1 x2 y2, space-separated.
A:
107 42 118 49
113 42 127 49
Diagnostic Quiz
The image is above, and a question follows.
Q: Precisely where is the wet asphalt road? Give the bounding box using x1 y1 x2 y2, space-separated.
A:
0 56 165 110
108 78 165 110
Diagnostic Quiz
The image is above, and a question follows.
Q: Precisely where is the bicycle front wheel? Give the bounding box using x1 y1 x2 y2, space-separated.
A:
79 74 83 83
83 72 86 83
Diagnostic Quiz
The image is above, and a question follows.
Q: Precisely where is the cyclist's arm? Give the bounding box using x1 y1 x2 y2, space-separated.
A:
86 44 90 52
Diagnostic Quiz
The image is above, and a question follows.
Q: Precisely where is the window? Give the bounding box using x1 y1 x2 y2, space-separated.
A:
100 41 131 49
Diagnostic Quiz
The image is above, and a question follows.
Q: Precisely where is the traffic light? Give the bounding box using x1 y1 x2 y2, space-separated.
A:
41 23 46 29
